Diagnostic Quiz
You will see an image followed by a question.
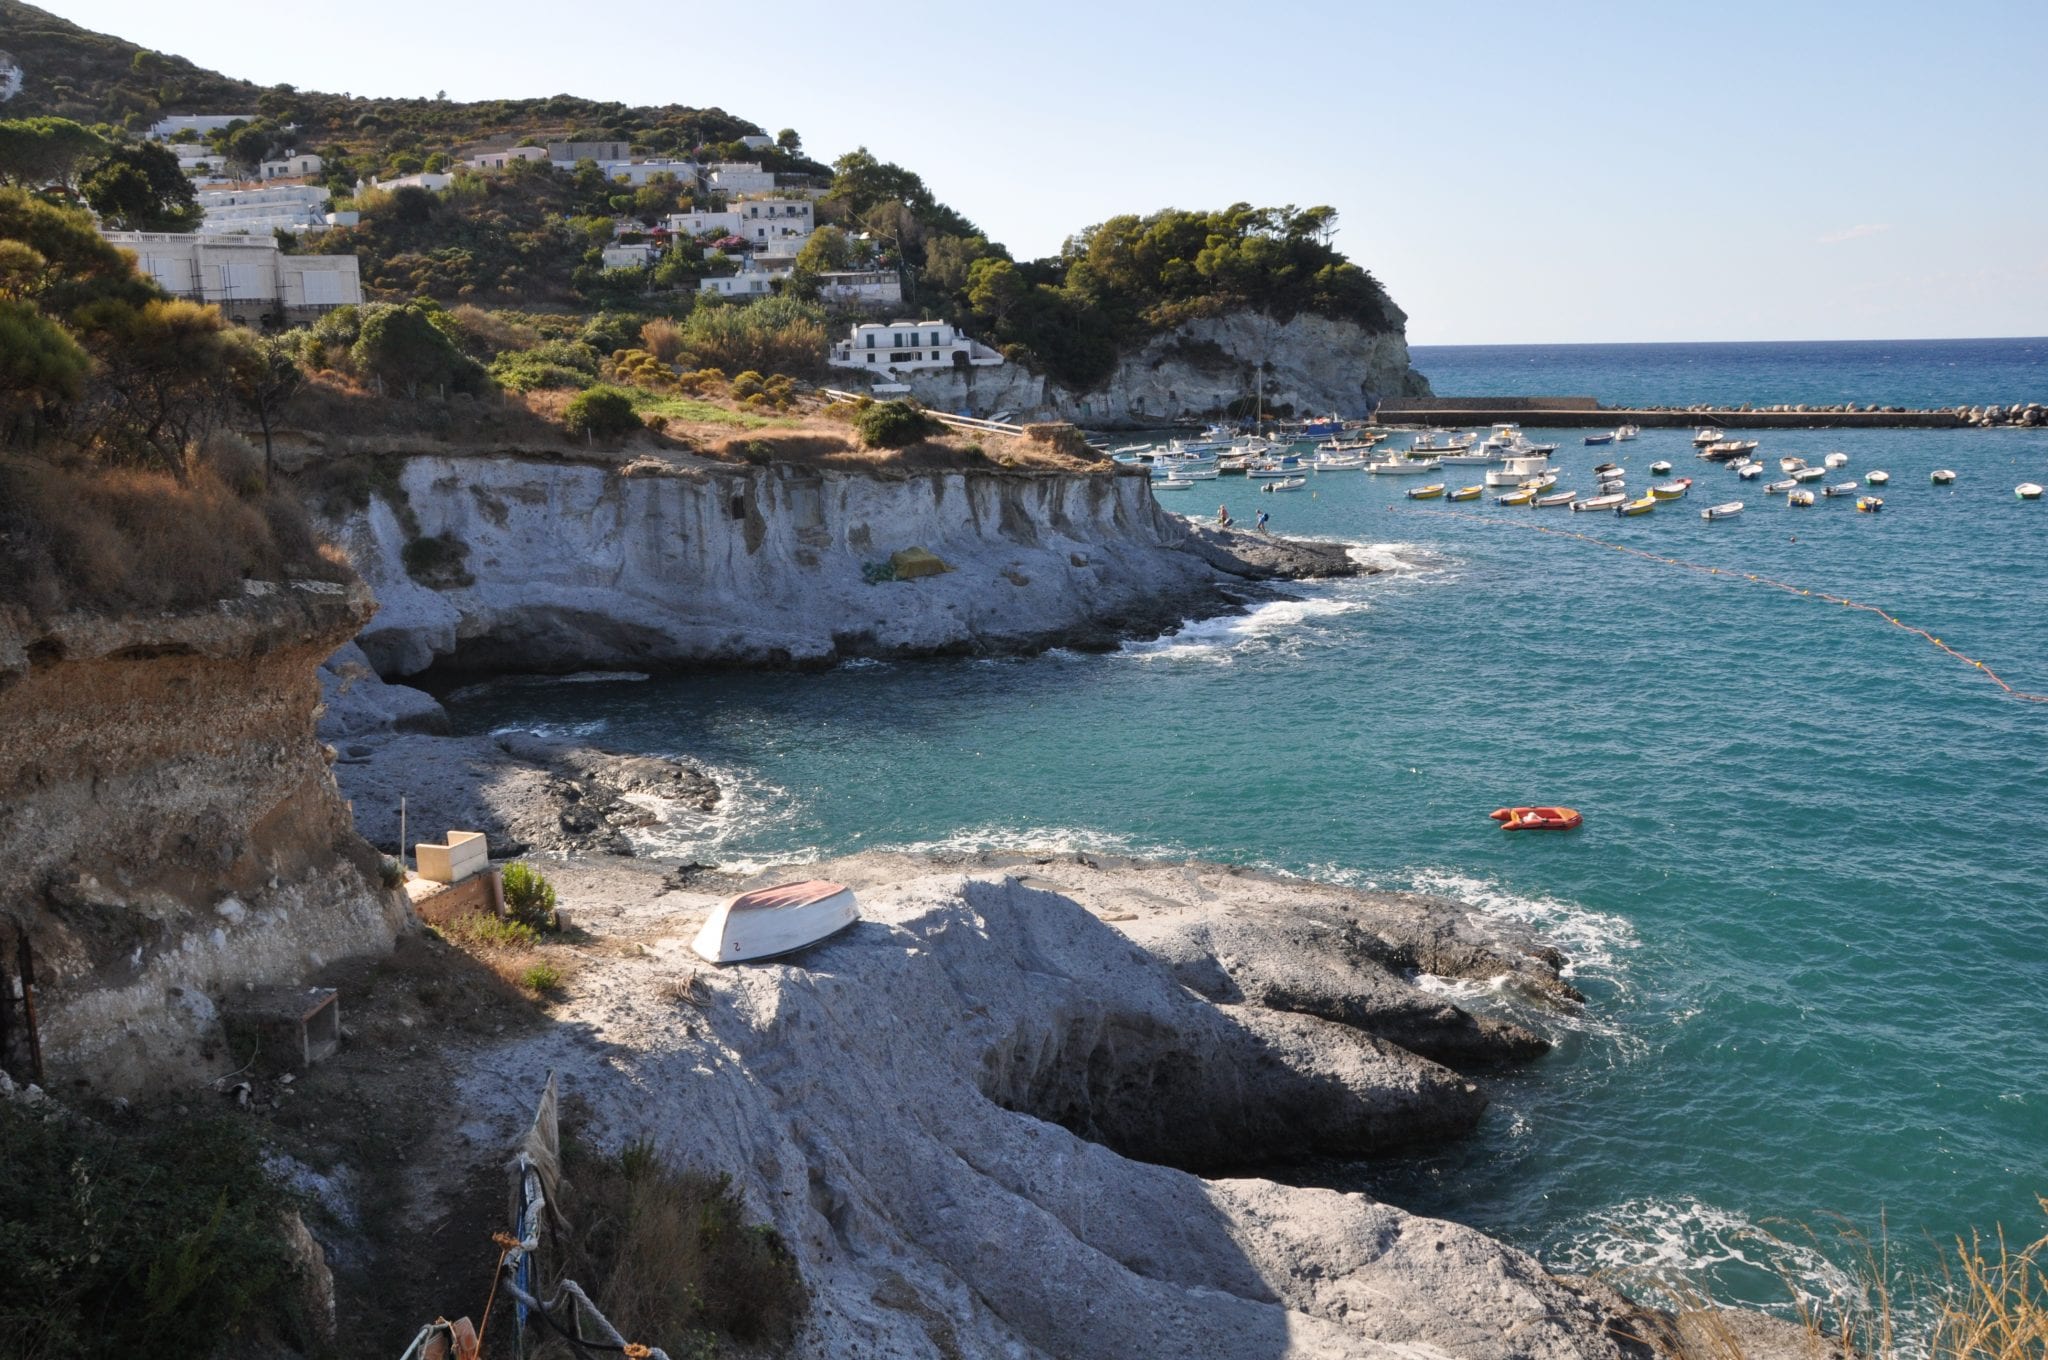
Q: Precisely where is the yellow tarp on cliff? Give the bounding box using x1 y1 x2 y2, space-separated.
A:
890 547 952 579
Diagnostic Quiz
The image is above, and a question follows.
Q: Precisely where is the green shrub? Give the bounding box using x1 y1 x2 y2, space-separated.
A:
861 559 899 585
563 385 643 440
855 399 941 449
519 961 563 993
502 861 559 931
490 338 602 393
379 857 406 888
443 911 538 949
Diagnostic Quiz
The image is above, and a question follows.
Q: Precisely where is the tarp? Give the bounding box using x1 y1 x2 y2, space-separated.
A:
890 547 951 579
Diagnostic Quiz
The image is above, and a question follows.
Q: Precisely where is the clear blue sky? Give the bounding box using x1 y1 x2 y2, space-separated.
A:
35 0 2048 344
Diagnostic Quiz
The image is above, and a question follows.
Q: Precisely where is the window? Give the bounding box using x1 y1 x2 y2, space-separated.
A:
864 333 875 348
866 354 875 364
929 332 939 347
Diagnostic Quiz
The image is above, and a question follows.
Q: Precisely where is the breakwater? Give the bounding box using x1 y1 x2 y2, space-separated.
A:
1375 396 2046 429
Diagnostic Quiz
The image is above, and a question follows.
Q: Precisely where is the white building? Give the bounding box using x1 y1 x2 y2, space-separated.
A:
600 242 662 272
699 256 791 299
466 146 548 170
666 209 745 239
589 158 700 187
816 270 903 308
195 183 333 236
371 172 454 193
705 162 776 194
103 231 361 324
146 114 254 141
829 321 1004 375
258 152 324 180
738 134 775 151
1 61 22 103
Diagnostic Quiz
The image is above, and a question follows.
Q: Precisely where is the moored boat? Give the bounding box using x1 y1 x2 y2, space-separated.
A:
1483 454 1552 487
1585 432 1615 445
1648 478 1693 500
1764 478 1798 495
1693 427 1725 446
1856 496 1884 513
1780 456 1808 473
1492 805 1583 831
1788 489 1815 507
1496 487 1539 506
1701 501 1744 521
1702 439 1759 461
1261 476 1307 492
1533 489 1578 508
1407 483 1446 499
1865 470 1889 486
1572 492 1628 513
1153 477 1195 491
1650 459 1673 475
1931 469 1957 485
1823 481 1861 497
2018 483 2043 500
1616 424 1641 441
1368 456 1441 475
1313 455 1366 470
692 880 860 964
1824 451 1850 469
1736 462 1763 479
1792 466 1826 483
1617 494 1657 516
1448 484 1483 501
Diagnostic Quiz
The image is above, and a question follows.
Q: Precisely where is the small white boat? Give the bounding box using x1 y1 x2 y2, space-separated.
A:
1648 478 1693 500
692 880 859 964
1521 473 1559 493
1788 490 1815 507
1525 441 1560 455
1700 501 1744 521
1703 439 1759 461
1650 460 1673 475
1572 493 1627 513
1368 457 1441 475
1693 427 1726 446
1173 466 1220 480
1313 455 1366 471
1764 478 1798 495
1824 452 1850 469
1154 478 1196 491
1865 470 1889 486
1736 462 1763 480
2018 483 2044 500
1532 489 1578 508
1780 456 1808 473
1931 469 1957 485
1616 424 1642 441
1792 466 1827 483
1584 432 1615 445
1261 476 1307 493
1617 494 1657 516
1483 455 1552 487
1823 481 1861 498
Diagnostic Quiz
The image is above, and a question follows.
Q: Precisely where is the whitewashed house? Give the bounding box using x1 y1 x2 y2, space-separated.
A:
466 146 548 170
828 321 1005 375
816 270 904 308
258 152 324 180
195 183 333 236
600 242 662 271
590 158 700 187
146 114 255 141
705 161 776 194
372 172 454 193
699 256 791 299
103 231 360 325
738 134 776 151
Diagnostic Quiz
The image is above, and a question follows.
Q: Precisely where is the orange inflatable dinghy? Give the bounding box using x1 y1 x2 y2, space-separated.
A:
1490 806 1583 831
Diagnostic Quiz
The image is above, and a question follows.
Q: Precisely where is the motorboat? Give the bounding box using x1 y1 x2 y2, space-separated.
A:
1584 432 1615 445
1824 452 1850 469
1153 477 1195 491
1823 481 1861 498
1931 469 1957 485
1736 462 1763 480
1693 427 1726 446
1521 473 1560 493
1484 454 1552 487
1172 465 1220 480
692 880 860 964
1788 490 1815 507
1525 441 1560 455
1780 456 1808 473
1597 475 1627 493
1865 470 1890 486
1439 445 1505 465
1855 496 1884 513
1408 483 1446 499
1700 501 1744 521
1247 458 1309 478
1702 440 1759 461
1491 806 1583 831
2018 483 2043 500
1314 455 1366 471
1533 489 1578 508
1764 478 1798 495
1261 476 1307 493
1792 466 1827 483
1368 457 1441 475
1448 485 1483 501
1216 454 1252 475
1572 493 1628 513
1616 424 1642 441
1496 487 1539 506
1650 460 1673 475
1617 494 1657 516
1592 461 1619 474
1648 478 1693 500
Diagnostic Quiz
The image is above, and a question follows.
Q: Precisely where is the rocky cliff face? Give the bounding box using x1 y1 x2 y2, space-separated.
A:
325 456 1341 678
0 585 407 1095
893 311 1434 427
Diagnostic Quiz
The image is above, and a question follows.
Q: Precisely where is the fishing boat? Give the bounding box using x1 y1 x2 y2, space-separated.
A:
1617 494 1657 516
1824 452 1850 469
1700 501 1744 521
1495 487 1539 506
1584 432 1615 445
1172 465 1219 480
1491 806 1583 831
1448 485 1483 501
1650 460 1673 475
1408 483 1446 499
1261 476 1307 493
1693 427 1726 446
1521 473 1559 493
1247 459 1308 478
1313 455 1366 471
1788 490 1815 507
1780 456 1808 473
1533 489 1578 509
1823 481 1861 498
1648 478 1693 500
1525 441 1560 455
1792 466 1827 483
1865 470 1890 486
2018 483 2043 500
1616 424 1642 441
1368 457 1440 475
1856 496 1884 513
1702 439 1759 461
1153 477 1196 491
1572 492 1628 513
1931 469 1957 485
1764 478 1798 495
1484 454 1552 487
1736 462 1763 480
691 880 860 964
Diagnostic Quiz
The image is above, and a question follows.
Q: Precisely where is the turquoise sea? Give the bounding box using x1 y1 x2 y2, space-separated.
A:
446 347 2048 1324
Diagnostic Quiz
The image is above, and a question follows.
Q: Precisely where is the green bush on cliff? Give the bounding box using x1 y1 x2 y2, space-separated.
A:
563 384 642 440
502 860 559 931
854 399 940 449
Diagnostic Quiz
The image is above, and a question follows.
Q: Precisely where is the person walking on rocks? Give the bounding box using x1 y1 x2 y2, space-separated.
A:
1217 504 1232 528
1255 508 1270 534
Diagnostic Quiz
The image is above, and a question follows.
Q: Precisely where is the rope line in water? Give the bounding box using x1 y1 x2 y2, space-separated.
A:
1394 507 2048 704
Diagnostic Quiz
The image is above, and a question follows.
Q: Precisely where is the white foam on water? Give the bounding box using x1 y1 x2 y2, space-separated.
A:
874 823 1189 863
618 760 826 876
447 671 649 701
1404 868 1639 982
487 719 612 741
1122 590 1370 664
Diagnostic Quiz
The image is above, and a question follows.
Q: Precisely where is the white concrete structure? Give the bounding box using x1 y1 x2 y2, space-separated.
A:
373 172 454 193
146 114 253 141
667 209 744 238
547 140 630 162
102 231 361 323
0 61 22 103
466 146 548 170
738 134 776 151
829 321 1005 376
816 270 904 308
736 196 813 243
706 161 776 193
258 152 324 180
590 158 700 187
195 183 333 236
699 256 791 299
600 242 662 271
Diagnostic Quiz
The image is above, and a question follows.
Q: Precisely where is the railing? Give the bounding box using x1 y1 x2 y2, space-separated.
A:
821 387 1024 435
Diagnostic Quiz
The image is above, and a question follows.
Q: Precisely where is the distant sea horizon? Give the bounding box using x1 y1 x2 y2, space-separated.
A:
1407 335 2048 410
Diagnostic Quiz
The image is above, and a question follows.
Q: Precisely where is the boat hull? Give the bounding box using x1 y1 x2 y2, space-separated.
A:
692 882 860 964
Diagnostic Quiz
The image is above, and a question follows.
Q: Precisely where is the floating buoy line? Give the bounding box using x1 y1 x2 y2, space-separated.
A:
1395 507 2048 704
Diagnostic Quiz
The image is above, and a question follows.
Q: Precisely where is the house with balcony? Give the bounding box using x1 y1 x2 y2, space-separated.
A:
258 152 324 180
699 256 790 299
601 242 662 272
466 146 548 170
828 321 1005 375
816 270 904 308
705 162 776 194
194 183 334 236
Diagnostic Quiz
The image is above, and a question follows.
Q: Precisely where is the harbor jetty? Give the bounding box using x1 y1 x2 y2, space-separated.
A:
1374 396 2047 429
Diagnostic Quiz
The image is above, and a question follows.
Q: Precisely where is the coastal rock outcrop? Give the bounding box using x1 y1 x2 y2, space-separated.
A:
891 311 1434 427
0 585 408 1095
451 853 1642 1359
320 456 1360 679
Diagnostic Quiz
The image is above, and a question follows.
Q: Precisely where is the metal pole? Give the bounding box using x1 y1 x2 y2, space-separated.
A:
399 795 407 872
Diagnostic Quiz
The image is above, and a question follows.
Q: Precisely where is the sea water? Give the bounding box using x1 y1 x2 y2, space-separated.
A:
444 366 2048 1321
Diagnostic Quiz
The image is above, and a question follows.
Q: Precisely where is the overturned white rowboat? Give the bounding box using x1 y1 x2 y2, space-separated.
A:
691 880 860 964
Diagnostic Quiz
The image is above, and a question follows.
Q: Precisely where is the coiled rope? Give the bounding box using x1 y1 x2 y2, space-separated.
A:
1395 507 2048 704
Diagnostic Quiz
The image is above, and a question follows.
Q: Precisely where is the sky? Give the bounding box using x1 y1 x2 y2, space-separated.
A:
29 0 2048 344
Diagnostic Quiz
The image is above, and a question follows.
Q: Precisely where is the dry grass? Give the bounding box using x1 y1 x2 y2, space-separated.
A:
1926 1206 2048 1359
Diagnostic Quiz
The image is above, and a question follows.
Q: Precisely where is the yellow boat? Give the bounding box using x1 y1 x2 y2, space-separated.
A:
1407 483 1446 500
1617 494 1657 516
1496 487 1539 506
1448 485 1483 501
1648 477 1694 501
